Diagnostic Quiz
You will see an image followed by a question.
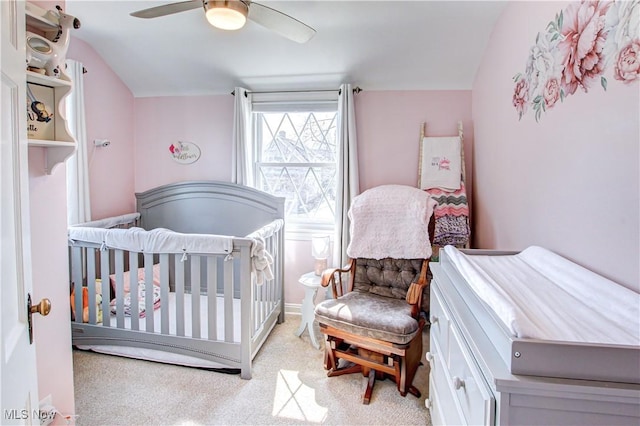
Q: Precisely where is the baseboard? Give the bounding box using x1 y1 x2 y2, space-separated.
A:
285 303 301 315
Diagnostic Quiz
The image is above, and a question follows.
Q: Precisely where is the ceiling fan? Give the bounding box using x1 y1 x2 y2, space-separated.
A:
130 0 316 43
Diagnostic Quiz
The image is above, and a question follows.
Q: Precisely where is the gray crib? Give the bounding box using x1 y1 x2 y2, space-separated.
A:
68 181 285 379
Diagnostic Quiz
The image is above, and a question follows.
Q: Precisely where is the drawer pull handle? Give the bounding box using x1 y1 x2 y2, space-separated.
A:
429 315 439 324
425 352 434 364
425 398 432 409
453 376 465 390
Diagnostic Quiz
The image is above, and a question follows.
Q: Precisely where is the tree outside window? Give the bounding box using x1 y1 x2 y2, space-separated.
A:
254 111 338 230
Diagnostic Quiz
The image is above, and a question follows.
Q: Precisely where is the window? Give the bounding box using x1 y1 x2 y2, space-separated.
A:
253 102 338 234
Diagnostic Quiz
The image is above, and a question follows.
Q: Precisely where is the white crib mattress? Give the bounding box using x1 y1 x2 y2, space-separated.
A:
444 245 640 346
77 293 242 370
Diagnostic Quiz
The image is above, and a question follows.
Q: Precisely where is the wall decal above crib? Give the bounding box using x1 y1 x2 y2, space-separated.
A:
512 0 639 122
169 141 201 164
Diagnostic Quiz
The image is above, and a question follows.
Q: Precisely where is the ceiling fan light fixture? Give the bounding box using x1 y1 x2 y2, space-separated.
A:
205 1 248 31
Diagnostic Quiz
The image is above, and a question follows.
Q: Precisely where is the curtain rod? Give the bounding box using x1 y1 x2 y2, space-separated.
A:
231 86 362 97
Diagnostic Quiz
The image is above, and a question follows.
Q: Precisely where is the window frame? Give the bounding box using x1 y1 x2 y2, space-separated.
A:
251 92 339 238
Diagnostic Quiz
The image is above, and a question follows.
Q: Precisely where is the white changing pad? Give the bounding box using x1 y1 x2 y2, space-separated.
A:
444 245 640 345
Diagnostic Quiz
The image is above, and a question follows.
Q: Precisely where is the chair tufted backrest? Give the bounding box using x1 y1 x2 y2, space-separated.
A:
353 258 430 312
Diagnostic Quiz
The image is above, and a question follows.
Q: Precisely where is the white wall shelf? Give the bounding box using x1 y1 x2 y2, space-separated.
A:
26 70 71 88
25 5 76 175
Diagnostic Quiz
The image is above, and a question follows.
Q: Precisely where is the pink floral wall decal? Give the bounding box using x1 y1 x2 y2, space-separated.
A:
513 0 639 122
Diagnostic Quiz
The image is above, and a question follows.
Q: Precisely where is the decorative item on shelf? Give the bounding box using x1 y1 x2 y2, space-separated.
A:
26 32 53 70
169 141 201 164
311 234 331 276
27 67 47 75
25 5 80 79
26 82 55 140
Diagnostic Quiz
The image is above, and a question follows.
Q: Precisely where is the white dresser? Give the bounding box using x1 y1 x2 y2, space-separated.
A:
426 251 640 426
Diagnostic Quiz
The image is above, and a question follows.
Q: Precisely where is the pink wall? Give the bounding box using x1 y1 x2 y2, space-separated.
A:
472 1 639 290
355 91 473 216
133 96 233 192
67 38 135 218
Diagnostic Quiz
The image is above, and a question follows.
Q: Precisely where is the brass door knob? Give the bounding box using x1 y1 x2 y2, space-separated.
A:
30 298 51 316
27 294 51 344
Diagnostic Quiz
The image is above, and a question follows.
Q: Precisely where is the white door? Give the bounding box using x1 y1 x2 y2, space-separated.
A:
1 1 42 424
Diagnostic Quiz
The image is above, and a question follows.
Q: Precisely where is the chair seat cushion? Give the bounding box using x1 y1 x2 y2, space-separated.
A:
314 291 419 345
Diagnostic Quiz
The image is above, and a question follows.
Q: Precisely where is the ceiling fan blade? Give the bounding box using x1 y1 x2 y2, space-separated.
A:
130 0 202 19
248 2 316 43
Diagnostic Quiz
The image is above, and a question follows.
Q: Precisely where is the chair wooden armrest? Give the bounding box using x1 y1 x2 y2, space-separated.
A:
406 281 425 305
405 259 430 318
321 260 354 298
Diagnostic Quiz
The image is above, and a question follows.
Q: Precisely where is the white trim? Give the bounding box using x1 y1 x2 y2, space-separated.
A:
251 90 338 113
285 303 302 315
286 222 334 241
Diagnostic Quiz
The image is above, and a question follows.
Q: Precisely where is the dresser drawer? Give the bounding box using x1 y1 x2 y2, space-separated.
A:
428 337 464 426
429 283 450 356
448 325 495 425
428 373 463 426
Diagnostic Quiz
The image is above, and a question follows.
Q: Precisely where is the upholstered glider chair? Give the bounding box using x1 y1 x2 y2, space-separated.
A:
314 185 436 404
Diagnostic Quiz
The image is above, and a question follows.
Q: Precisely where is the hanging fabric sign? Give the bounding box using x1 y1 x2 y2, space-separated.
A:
169 141 201 164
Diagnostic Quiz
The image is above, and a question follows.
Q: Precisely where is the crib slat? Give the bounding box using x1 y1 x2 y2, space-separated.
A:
160 254 170 335
253 242 260 331
270 234 275 310
264 286 270 321
71 247 83 324
87 250 97 324
256 280 263 333
264 235 274 322
272 236 278 312
224 255 234 342
175 255 185 337
239 244 252 379
277 228 284 321
207 256 217 341
272 230 278 312
263 242 269 328
264 237 271 321
115 250 125 328
101 249 110 328
191 256 201 339
251 251 258 332
144 253 155 332
129 253 139 331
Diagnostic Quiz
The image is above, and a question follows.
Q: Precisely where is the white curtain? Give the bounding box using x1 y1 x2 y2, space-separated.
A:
334 83 360 268
231 86 253 186
65 59 91 225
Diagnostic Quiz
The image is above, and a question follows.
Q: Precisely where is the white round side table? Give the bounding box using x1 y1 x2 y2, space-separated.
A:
295 271 322 349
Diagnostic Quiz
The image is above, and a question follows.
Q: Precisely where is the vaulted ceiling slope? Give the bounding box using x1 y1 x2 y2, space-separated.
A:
66 1 507 97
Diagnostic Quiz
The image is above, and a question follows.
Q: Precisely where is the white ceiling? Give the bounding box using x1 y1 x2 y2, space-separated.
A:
66 1 507 97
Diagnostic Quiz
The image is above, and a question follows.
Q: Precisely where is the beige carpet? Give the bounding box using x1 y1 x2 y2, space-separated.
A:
72 314 432 426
